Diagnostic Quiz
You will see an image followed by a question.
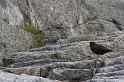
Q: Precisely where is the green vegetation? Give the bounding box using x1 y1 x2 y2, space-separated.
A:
18 23 45 48
31 33 45 48
19 23 39 34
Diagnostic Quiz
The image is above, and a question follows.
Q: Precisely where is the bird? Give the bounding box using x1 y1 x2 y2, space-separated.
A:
89 42 112 55
87 42 112 68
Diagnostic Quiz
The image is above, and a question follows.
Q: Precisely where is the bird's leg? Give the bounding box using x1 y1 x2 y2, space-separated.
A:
92 55 99 77
95 55 103 69
97 55 102 64
92 55 103 77
95 55 100 68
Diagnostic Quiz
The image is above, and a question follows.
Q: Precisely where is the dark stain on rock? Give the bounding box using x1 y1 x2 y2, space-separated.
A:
111 19 122 31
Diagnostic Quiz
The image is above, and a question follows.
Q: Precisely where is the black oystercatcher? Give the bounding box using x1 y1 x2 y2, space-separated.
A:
86 42 112 74
89 42 112 55
87 42 112 67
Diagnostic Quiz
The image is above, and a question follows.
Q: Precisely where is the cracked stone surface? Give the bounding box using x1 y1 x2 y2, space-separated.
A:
0 0 124 82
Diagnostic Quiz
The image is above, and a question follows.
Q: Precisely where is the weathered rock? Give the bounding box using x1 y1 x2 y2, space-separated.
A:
2 58 15 66
29 42 84 52
34 60 101 71
8 51 67 64
94 76 124 79
0 0 124 58
97 64 124 73
0 43 7 65
5 67 41 76
0 0 124 82
85 55 124 82
8 0 124 43
86 0 124 25
95 70 124 78
3 39 123 82
10 58 68 68
105 56 124 66
6 42 95 64
86 79 124 82
48 68 92 81
4 59 102 77
0 0 34 56
0 71 60 82
39 60 101 77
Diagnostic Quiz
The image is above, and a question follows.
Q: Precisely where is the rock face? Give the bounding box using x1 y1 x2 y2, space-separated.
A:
0 71 59 82
0 0 124 82
86 55 124 82
0 0 34 60
2 36 124 82
3 42 101 81
0 0 124 57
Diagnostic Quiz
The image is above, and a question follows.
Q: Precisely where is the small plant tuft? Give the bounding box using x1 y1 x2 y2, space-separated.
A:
31 33 45 48
19 23 39 34
18 23 45 48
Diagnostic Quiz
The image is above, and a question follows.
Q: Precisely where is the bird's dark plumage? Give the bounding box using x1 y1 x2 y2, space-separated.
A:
90 42 112 55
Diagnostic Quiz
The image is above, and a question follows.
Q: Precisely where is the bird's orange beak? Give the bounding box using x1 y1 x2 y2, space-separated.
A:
86 45 90 48
84 42 90 48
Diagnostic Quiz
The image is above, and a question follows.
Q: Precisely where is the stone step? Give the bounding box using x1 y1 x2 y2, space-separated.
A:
85 56 124 82
0 71 60 82
29 42 82 52
2 40 124 82
94 75 124 79
48 68 92 81
95 70 124 78
3 41 96 67
97 64 124 73
86 79 124 82
3 51 68 66
104 56 124 66
5 67 42 77
5 59 101 77
10 58 68 68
